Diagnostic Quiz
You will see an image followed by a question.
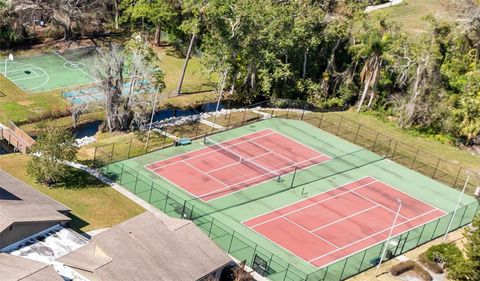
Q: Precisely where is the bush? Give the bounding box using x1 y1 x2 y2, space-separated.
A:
391 260 433 281
425 243 464 269
419 252 444 274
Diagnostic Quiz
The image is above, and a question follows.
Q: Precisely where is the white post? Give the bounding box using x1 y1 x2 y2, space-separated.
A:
376 199 402 277
145 84 160 150
443 175 469 242
215 69 228 112
4 54 13 77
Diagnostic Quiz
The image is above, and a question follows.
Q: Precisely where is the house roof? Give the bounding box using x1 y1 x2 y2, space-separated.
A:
0 253 63 281
59 212 232 281
0 169 70 232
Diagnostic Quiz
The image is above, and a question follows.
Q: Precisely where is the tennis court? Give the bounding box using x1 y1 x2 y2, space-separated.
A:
0 47 97 93
145 129 330 201
243 176 445 268
102 118 478 281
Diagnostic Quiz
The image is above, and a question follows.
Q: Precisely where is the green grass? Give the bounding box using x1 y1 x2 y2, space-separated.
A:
331 111 480 172
0 154 144 232
370 0 453 36
0 75 68 124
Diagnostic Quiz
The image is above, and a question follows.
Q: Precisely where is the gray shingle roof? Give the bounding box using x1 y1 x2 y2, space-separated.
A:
0 169 70 232
0 253 63 281
59 212 231 281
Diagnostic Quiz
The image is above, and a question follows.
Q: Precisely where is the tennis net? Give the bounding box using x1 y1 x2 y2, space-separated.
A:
203 136 282 181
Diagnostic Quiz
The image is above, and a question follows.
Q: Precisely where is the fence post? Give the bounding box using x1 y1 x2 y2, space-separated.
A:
372 132 379 152
227 231 236 253
210 114 218 134
148 182 154 202
339 257 349 281
208 217 215 237
390 140 398 160
109 142 115 165
431 157 441 179
241 109 247 126
353 124 361 144
285 108 290 119
118 163 125 183
271 108 275 118
301 102 307 120
458 205 469 227
410 148 419 169
282 263 290 281
92 146 97 167
335 115 343 136
162 130 167 148
430 218 442 240
133 173 139 194
194 120 201 139
452 168 463 189
226 111 232 130
127 138 133 159
317 114 324 128
163 191 170 212
357 250 368 273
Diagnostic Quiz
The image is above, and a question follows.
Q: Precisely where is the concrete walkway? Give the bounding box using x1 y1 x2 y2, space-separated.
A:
252 109 272 119
365 0 404 13
153 128 179 140
200 118 226 130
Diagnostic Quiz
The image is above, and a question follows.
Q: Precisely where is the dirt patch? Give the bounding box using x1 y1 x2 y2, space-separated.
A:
18 100 34 106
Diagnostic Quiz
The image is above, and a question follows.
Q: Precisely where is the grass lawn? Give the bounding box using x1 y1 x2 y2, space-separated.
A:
336 110 480 172
0 153 144 232
0 75 68 124
370 0 453 36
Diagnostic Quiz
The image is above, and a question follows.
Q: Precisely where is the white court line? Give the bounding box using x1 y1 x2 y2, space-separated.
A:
204 151 273 174
182 160 228 187
351 190 408 220
144 129 275 170
247 138 296 166
373 178 447 216
150 131 277 171
53 51 97 82
282 217 339 249
308 208 441 263
198 154 328 199
310 205 381 232
268 127 332 159
244 177 377 228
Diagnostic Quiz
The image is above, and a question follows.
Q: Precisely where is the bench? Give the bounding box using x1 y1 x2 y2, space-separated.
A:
175 138 192 146
370 257 381 266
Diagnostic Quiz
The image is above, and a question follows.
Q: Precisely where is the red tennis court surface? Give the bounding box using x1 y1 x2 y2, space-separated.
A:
146 129 330 201
243 177 446 268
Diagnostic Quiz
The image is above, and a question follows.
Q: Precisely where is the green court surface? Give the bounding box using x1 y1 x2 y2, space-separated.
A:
0 48 97 93
103 119 479 281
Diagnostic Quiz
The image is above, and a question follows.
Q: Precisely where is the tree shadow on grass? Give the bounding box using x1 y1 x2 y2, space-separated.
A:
57 165 108 189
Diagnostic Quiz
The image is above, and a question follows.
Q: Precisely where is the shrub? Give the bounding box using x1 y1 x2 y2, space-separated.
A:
418 252 444 274
391 260 433 281
425 243 464 269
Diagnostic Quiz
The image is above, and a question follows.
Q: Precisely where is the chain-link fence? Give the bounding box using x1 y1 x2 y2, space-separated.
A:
87 98 480 281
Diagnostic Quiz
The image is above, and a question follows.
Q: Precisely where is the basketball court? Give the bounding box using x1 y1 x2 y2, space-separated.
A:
0 48 97 93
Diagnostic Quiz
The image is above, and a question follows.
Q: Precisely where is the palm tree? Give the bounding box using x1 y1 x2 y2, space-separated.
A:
456 96 480 144
350 19 393 112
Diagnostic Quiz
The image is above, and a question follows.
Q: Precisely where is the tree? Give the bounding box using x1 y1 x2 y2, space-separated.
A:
121 0 177 46
449 214 480 281
94 35 165 132
27 123 78 186
349 17 396 112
